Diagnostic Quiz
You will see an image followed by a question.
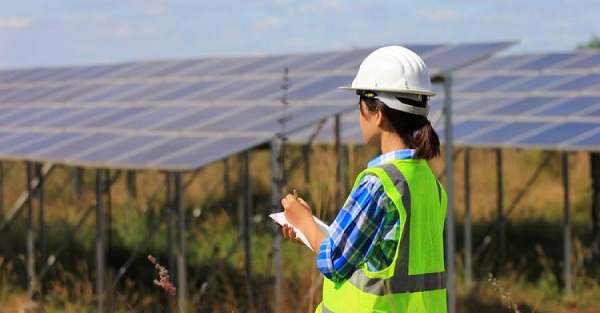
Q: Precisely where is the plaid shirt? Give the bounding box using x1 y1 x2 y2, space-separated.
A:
316 149 416 282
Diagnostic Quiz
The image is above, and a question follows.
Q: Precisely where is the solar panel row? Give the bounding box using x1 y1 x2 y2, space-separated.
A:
0 42 516 171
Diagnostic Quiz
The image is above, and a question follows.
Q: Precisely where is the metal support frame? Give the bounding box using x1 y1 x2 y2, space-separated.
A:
166 173 176 287
36 164 46 265
464 148 472 287
126 171 137 199
243 151 254 308
95 169 105 313
26 162 36 302
496 149 506 263
270 139 282 311
562 152 573 296
442 74 456 313
0 162 4 218
175 172 186 312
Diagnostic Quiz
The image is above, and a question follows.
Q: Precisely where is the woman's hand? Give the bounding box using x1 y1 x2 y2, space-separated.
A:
282 224 304 245
281 194 312 229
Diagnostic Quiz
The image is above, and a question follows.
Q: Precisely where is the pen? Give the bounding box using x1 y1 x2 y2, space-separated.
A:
293 189 298 201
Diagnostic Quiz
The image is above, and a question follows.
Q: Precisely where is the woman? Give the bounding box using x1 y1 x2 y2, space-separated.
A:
281 46 447 312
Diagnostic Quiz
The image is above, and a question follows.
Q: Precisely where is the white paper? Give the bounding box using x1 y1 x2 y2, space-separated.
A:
269 212 330 251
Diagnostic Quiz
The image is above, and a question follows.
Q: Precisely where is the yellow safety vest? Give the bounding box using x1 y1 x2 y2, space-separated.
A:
318 160 447 313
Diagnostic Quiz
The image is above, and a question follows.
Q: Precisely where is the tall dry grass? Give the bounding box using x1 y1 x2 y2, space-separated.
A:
0 145 599 312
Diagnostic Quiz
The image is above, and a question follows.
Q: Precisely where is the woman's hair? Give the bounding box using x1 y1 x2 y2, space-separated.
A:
360 94 441 160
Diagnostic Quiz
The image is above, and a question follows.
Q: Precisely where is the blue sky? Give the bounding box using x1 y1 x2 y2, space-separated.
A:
1 0 598 69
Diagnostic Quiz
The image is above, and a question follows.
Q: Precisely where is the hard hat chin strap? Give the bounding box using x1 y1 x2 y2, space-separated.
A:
377 92 429 116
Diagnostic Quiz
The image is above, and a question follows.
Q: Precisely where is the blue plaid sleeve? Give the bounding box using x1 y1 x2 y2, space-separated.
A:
316 174 388 282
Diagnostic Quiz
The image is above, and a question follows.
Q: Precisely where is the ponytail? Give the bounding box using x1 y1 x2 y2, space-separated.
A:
361 96 441 160
411 121 440 160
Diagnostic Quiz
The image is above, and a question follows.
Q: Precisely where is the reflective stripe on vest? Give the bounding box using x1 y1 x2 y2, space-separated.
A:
346 163 446 295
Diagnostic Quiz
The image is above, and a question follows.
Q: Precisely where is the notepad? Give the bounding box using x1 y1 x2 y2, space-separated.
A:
269 212 330 251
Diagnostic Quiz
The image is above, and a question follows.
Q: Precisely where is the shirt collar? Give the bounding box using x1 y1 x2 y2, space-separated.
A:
367 149 415 168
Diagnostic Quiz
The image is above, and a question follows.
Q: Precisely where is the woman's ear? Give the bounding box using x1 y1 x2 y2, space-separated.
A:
374 109 384 126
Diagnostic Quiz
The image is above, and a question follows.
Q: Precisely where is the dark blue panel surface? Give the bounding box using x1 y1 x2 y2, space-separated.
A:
517 53 575 70
536 97 600 116
117 137 202 164
571 131 600 148
457 75 522 92
189 80 263 100
81 107 152 127
76 135 160 162
225 77 309 100
550 74 600 91
80 83 145 101
285 75 353 100
500 74 576 92
13 108 76 127
0 132 46 152
114 107 197 129
248 104 347 132
156 136 264 169
461 55 530 72
297 49 371 71
45 108 114 127
423 42 515 71
0 108 40 124
65 63 134 80
453 97 510 115
8 132 82 155
115 82 180 101
196 106 275 132
156 107 226 131
181 58 254 76
136 59 210 77
518 122 599 146
557 53 600 69
47 84 107 102
452 120 500 140
469 121 546 144
488 97 554 115
41 133 119 159
219 56 289 75
152 81 219 101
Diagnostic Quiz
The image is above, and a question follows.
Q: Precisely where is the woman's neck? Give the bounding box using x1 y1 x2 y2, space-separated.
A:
380 131 408 153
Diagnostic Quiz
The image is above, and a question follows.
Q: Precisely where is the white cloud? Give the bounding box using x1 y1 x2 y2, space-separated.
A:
0 17 32 29
420 10 465 22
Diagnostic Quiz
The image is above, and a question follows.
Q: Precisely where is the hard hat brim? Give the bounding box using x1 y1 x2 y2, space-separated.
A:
338 86 436 97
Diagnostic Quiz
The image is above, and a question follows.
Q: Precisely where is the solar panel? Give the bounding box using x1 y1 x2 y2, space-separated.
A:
536 97 600 116
517 53 576 70
0 42 516 170
517 122 600 146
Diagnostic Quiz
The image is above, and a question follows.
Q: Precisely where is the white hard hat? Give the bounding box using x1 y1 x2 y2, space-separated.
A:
340 46 435 115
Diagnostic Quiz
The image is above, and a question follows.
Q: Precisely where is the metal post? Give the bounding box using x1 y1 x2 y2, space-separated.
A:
562 152 572 296
335 114 344 209
166 173 175 285
0 162 4 218
223 158 230 210
36 164 46 262
126 171 137 199
76 168 84 210
270 139 282 311
464 148 472 288
175 172 186 313
243 151 254 308
95 169 105 313
496 149 505 262
443 75 456 313
26 162 36 302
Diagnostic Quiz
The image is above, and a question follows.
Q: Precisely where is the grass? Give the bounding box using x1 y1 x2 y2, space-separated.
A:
0 145 599 312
